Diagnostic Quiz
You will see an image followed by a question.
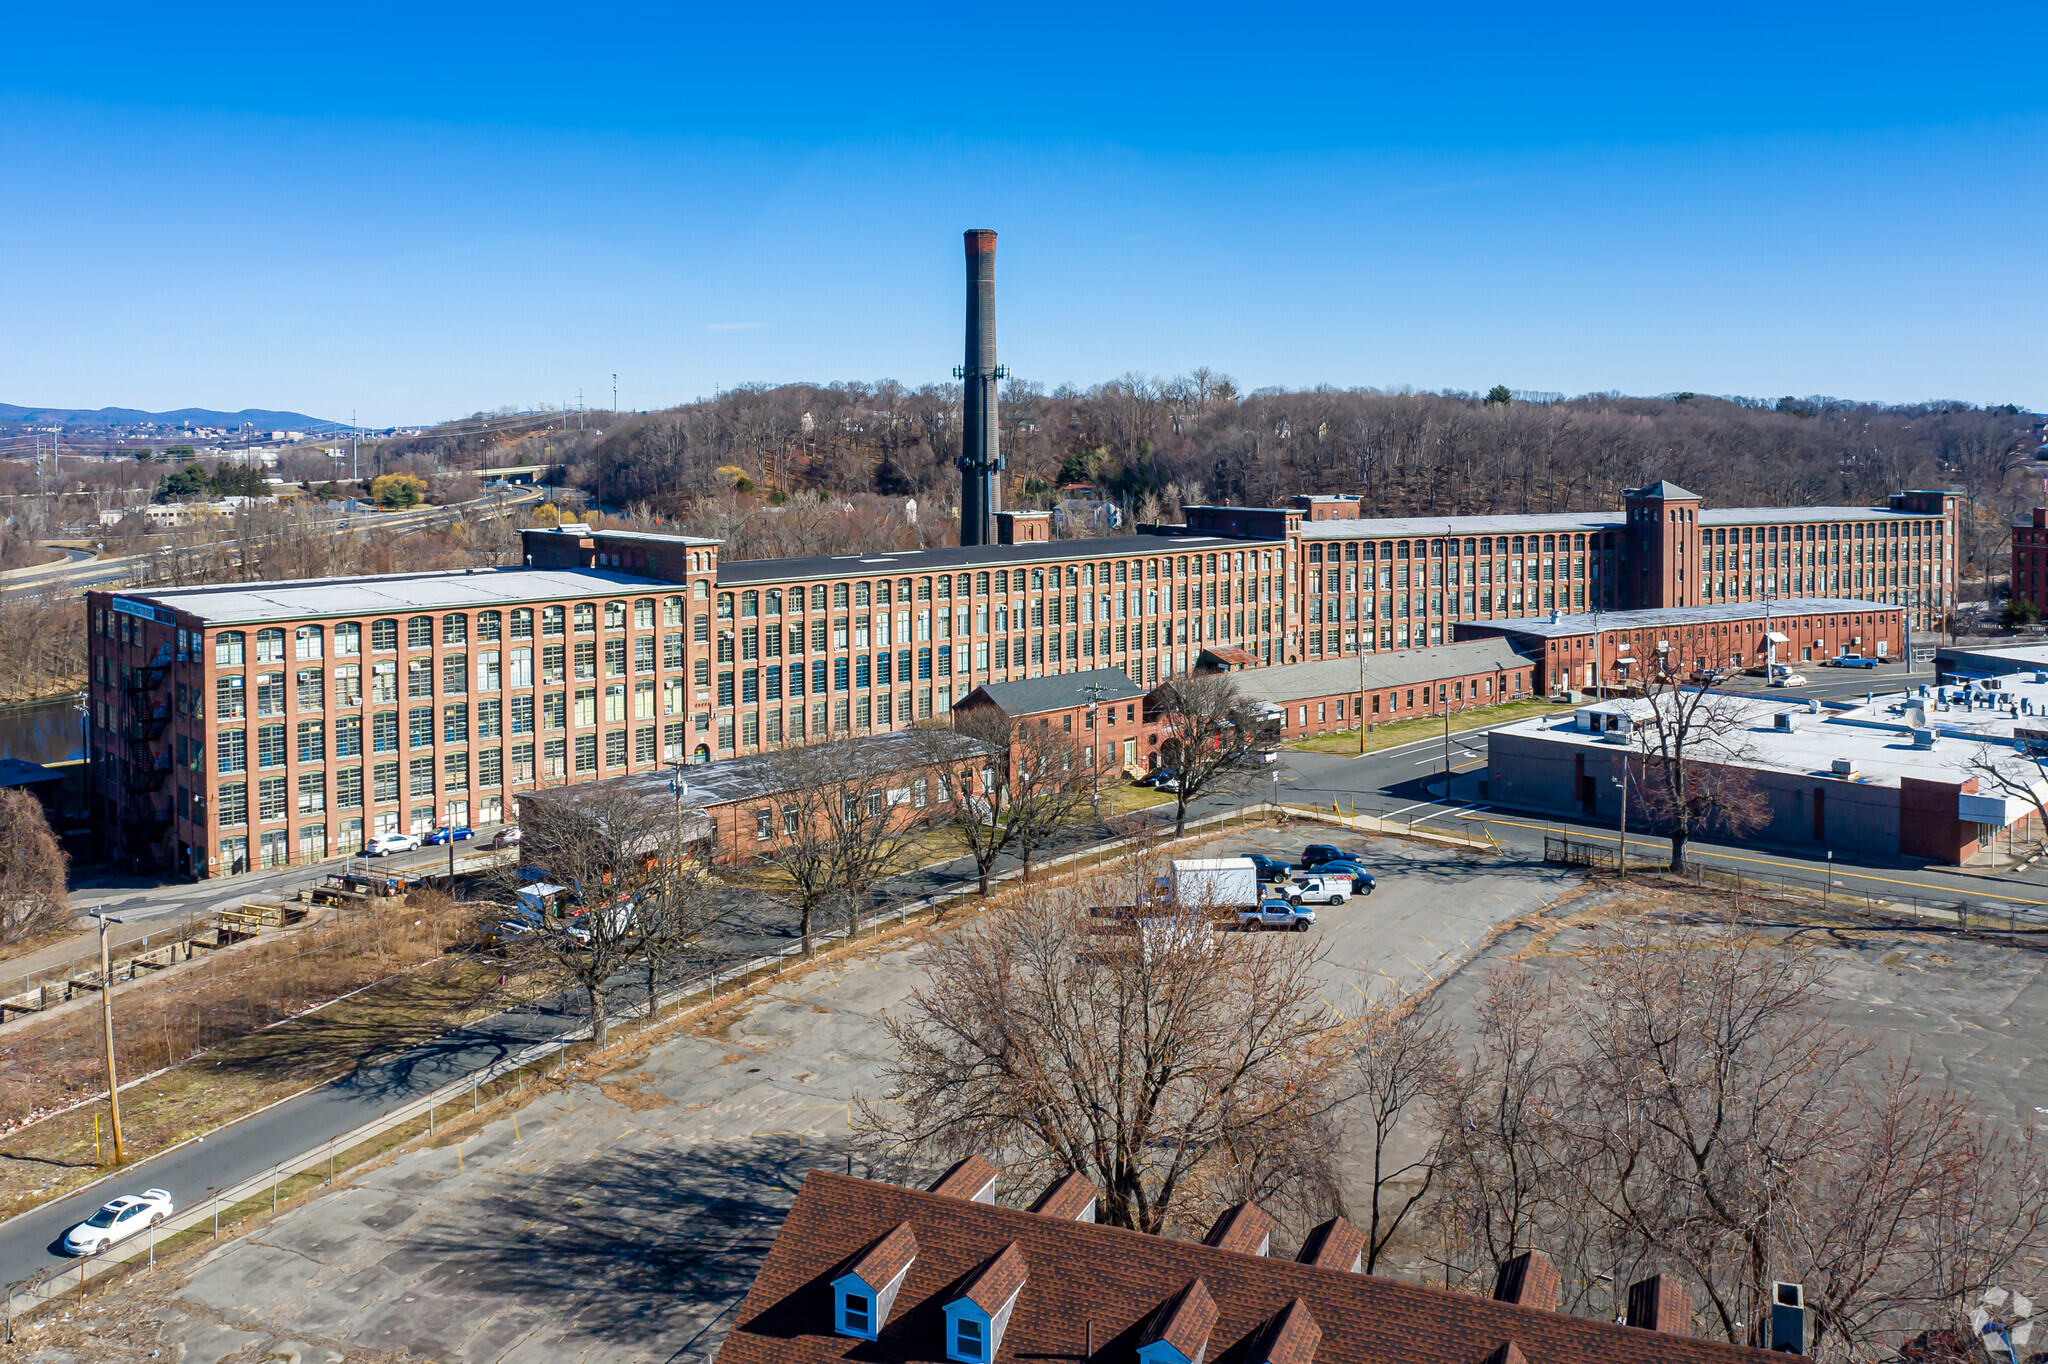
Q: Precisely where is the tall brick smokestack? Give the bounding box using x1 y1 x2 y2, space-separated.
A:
957 229 1004 546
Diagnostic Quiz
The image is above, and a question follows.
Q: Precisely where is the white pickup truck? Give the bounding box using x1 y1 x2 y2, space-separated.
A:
1286 874 1351 905
1238 899 1316 932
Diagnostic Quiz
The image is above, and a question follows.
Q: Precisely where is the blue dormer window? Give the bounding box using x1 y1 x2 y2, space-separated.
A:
830 1223 916 1344
953 1315 985 1362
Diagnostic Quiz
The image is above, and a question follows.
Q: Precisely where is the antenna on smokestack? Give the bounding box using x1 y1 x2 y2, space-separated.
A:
954 229 1007 546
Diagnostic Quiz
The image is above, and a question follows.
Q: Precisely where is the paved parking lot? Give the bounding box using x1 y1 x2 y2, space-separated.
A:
25 825 1579 1364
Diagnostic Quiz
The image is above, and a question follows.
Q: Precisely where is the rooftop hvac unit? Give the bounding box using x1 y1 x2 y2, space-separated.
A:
2035 672 2047 684
1806 699 1823 714
1912 728 1937 749
1774 712 1799 733
1831 757 1858 777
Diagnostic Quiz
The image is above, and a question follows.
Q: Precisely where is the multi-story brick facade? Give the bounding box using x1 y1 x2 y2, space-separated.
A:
87 549 719 877
87 479 1959 877
2013 507 2048 616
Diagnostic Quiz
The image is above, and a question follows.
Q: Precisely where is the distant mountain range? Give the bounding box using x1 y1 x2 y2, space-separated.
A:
0 403 343 431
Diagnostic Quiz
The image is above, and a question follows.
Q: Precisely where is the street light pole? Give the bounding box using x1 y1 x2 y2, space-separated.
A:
91 909 126 1165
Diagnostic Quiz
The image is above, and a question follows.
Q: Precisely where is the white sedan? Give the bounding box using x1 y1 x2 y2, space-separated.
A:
365 833 420 857
63 1188 174 1255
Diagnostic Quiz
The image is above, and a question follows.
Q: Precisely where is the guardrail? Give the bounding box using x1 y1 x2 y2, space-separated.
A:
0 798 1369 1329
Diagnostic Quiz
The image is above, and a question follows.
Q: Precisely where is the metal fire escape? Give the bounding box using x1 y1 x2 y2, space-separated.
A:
121 641 176 856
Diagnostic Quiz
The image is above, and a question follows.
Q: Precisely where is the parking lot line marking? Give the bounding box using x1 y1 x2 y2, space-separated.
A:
1464 813 2048 906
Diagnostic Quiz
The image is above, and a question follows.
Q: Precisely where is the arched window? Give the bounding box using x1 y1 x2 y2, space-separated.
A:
295 625 323 660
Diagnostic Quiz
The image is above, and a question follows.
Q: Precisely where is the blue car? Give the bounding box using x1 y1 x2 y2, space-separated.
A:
1239 853 1291 882
1314 859 1376 892
424 826 475 845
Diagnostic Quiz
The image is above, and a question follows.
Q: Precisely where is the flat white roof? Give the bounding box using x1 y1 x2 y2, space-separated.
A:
118 567 668 626
1492 681 2048 802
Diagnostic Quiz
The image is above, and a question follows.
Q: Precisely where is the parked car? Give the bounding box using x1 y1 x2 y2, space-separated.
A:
63 1189 174 1255
1238 852 1291 882
1828 654 1882 669
1286 874 1351 906
1238 899 1316 932
1139 768 1181 791
365 833 420 857
1298 844 1351 868
424 826 475 845
1769 672 1808 688
491 827 522 849
1313 860 1376 892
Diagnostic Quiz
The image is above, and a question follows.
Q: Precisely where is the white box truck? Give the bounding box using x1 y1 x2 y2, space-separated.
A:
1170 858 1262 914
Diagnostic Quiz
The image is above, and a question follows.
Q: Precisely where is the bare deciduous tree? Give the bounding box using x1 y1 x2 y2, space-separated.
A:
0 788 69 945
500 781 677 1046
1349 990 1456 1274
1150 673 1278 836
855 857 1347 1237
1421 923 2048 1356
739 735 938 954
918 707 1094 893
1629 682 1772 871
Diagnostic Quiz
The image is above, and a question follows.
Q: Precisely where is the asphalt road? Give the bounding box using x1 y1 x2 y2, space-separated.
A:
15 659 2028 1294
0 489 541 603
2 797 1241 1291
1273 662 2048 922
0 983 583 1293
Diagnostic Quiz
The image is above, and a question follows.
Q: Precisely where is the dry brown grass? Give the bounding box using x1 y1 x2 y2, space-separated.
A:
0 892 544 1221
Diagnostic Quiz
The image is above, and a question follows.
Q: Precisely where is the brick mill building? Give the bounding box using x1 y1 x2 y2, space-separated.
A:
86 478 1958 877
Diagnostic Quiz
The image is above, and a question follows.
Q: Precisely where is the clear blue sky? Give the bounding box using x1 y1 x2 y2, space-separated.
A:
4 2 2044 426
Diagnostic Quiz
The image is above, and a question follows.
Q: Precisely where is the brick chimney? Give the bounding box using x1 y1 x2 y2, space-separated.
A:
1491 1250 1562 1312
1625 1275 1691 1335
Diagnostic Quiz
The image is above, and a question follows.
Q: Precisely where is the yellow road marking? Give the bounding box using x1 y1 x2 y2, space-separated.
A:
1453 813 2048 907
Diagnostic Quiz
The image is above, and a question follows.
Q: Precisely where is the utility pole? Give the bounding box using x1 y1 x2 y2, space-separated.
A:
1357 626 1371 755
1079 681 1110 809
91 909 126 1164
1616 747 1629 876
612 373 618 416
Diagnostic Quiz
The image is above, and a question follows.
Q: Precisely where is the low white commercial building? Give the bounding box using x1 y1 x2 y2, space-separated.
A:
1484 679 2048 864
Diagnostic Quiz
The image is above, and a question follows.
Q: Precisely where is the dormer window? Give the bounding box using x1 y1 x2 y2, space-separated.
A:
831 1220 917 1342
944 1243 1027 1364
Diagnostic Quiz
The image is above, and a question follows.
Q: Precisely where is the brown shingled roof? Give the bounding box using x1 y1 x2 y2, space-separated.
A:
1482 1344 1529 1364
844 1221 918 1291
1492 1251 1561 1313
1026 1172 1098 1222
1294 1218 1364 1274
1202 1202 1275 1257
1141 1278 1218 1362
927 1154 999 1203
1250 1298 1320 1364
713 1171 1791 1364
959 1242 1028 1315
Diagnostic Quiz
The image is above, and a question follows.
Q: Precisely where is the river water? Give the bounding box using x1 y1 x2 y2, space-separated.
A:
0 695 86 766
